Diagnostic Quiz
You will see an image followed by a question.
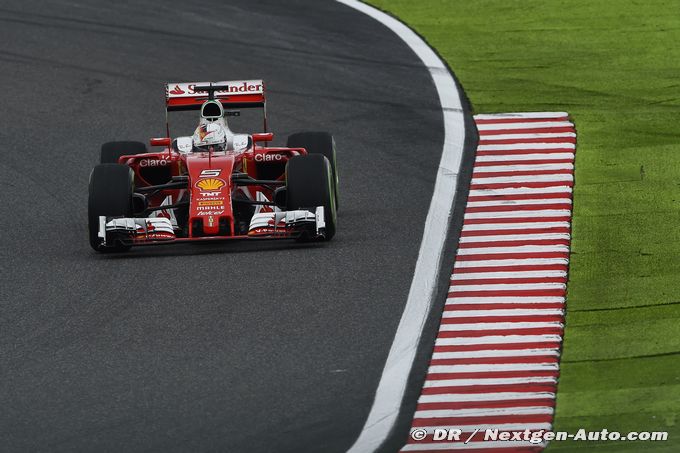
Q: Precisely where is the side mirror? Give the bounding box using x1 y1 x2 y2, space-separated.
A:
150 137 171 147
252 133 274 143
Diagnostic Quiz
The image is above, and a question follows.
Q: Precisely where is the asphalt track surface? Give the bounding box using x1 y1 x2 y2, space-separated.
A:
0 1 466 451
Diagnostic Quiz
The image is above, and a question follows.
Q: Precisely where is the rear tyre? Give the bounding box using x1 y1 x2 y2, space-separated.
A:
286 132 338 209
286 154 337 241
88 164 134 252
100 141 147 164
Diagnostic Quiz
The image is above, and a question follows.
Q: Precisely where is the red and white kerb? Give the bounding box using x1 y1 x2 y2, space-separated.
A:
401 112 576 452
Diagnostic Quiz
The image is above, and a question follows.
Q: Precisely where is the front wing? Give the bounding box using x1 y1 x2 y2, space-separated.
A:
97 207 326 248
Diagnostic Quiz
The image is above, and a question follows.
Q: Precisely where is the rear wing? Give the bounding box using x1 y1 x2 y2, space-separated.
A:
165 80 265 111
164 79 268 134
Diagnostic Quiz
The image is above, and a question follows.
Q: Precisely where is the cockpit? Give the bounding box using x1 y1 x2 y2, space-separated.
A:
165 80 266 154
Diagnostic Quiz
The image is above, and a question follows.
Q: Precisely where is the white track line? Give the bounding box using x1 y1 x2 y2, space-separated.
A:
454 259 569 269
451 270 567 279
419 392 556 403
479 132 576 141
468 186 572 196
449 283 566 291
477 121 573 131
439 322 563 331
456 244 570 254
464 209 571 220
415 423 551 430
418 392 555 403
478 142 575 151
442 309 564 318
475 112 568 120
459 233 571 242
467 199 573 208
414 406 554 418
464 210 572 220
430 334 562 346
431 349 561 359
424 377 557 387
476 152 574 162
337 2 466 452
473 163 573 172
461 221 571 231
460 230 571 242
446 296 565 304
470 174 574 184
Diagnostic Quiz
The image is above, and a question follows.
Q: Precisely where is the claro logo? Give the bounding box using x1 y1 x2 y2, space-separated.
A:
254 153 284 162
139 159 168 167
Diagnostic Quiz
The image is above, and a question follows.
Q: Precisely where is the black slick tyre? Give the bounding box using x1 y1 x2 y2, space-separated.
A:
286 154 337 241
286 132 338 209
88 164 134 252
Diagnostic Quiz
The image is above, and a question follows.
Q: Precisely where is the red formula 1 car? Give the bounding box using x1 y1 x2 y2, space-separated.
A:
88 80 338 252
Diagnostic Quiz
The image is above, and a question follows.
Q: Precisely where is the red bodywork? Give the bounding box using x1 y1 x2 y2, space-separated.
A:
113 80 310 243
117 143 307 243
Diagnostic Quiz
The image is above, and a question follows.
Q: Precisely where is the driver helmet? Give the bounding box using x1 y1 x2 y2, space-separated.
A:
192 122 227 152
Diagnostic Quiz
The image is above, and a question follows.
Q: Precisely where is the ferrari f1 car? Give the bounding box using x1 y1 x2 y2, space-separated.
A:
88 80 338 252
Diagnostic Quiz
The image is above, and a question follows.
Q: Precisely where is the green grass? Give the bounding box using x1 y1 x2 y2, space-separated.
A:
365 0 680 450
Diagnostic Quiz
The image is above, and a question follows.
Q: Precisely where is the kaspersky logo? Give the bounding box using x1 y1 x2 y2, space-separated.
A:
195 178 225 191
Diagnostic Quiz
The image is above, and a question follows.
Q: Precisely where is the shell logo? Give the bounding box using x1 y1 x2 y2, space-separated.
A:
195 178 225 191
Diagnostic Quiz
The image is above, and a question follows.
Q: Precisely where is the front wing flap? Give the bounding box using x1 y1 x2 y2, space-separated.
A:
247 207 326 239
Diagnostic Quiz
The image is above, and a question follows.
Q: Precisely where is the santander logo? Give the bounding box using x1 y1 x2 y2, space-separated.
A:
188 82 262 94
167 80 264 98
169 85 186 95
222 82 263 93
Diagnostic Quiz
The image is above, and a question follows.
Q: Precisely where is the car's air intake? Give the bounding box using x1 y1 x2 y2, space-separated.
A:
201 100 223 120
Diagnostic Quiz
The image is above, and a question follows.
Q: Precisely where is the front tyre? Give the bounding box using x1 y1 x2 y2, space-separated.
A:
88 164 134 252
286 131 338 210
286 154 337 241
